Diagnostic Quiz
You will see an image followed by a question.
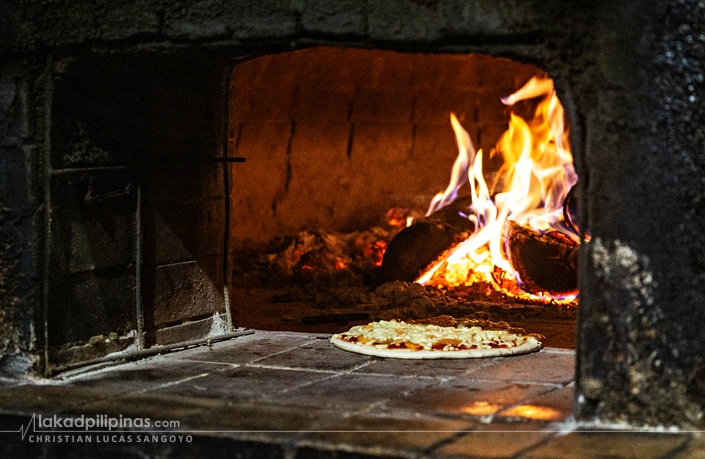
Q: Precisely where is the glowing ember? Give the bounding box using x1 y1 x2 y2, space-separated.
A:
461 401 501 416
416 76 579 303
386 208 409 228
372 240 388 267
335 259 348 270
500 404 563 421
385 208 417 229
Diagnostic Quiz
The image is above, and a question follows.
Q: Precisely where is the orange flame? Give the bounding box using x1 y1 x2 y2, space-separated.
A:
416 76 578 302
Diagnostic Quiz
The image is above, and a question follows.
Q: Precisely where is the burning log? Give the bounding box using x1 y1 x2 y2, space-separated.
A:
382 77 581 299
505 220 578 296
379 197 475 283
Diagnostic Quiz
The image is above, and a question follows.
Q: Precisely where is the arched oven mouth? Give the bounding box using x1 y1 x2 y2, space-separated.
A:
228 47 579 349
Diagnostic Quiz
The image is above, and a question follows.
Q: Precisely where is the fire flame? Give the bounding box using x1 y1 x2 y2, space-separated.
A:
416 76 578 302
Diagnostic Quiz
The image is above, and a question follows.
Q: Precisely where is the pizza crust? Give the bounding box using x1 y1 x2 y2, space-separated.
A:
330 320 541 359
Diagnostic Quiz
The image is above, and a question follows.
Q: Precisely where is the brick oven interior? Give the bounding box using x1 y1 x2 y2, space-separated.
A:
2 0 705 455
228 47 577 347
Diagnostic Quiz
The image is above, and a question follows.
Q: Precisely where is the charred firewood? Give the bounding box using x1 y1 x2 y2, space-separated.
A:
379 221 460 283
379 196 475 283
505 220 578 296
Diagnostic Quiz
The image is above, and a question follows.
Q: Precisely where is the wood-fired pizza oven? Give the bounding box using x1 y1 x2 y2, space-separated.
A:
0 0 704 429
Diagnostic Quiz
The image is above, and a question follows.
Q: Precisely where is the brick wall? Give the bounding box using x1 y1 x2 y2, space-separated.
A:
228 47 542 247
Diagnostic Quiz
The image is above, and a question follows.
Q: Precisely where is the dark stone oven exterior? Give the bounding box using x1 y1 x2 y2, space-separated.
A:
1 0 704 428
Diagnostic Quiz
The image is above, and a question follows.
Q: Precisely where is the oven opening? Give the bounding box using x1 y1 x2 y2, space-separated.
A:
229 47 579 349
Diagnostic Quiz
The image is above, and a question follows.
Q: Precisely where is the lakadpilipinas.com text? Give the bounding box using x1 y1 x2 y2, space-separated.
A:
21 414 192 444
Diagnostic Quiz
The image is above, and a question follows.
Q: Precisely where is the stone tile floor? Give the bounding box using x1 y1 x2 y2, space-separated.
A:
0 330 701 458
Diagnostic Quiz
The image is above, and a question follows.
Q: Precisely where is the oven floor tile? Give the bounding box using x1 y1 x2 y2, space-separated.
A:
467 350 575 385
300 414 476 453
267 372 440 411
249 336 380 372
66 357 238 394
352 353 506 378
495 384 575 423
169 330 322 365
0 384 121 414
435 422 557 458
382 378 558 418
152 365 335 403
522 430 689 459
75 391 330 433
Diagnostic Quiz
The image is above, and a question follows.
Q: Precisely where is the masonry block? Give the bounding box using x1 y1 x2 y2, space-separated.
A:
411 123 465 198
298 0 365 37
350 88 415 123
230 0 298 39
163 0 236 40
230 68 296 123
164 0 297 41
341 122 417 226
49 171 137 275
272 122 352 234
230 121 291 246
149 199 226 265
0 68 29 147
152 256 223 327
146 163 225 206
437 0 547 38
98 0 162 41
292 86 354 124
367 0 441 42
0 146 30 214
47 269 136 347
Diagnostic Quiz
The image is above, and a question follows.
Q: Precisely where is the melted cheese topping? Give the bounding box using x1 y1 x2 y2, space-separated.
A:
333 320 528 351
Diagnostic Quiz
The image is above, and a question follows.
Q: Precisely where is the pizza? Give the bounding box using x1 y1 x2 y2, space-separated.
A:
330 319 541 359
